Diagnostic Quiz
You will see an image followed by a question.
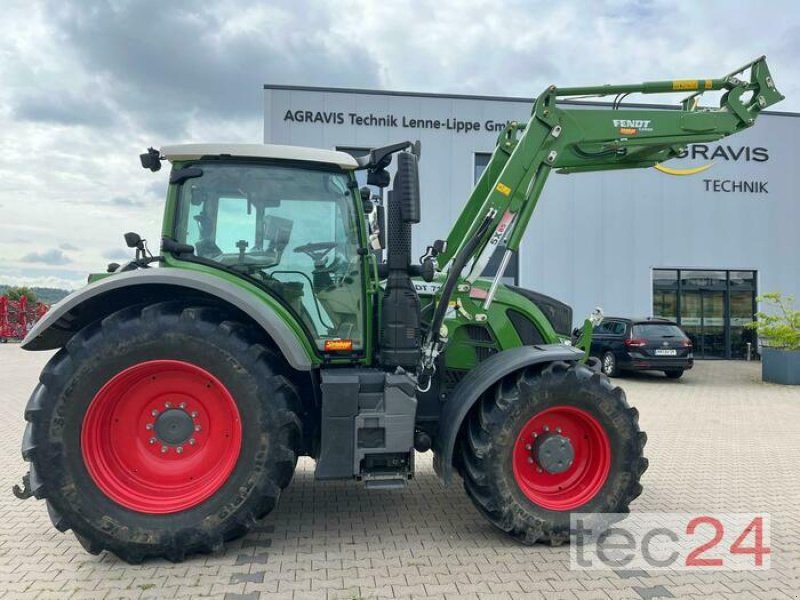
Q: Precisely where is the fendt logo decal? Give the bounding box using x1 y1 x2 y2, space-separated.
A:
612 119 653 135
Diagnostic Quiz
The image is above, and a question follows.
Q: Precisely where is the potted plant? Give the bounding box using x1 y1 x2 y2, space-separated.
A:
747 292 800 385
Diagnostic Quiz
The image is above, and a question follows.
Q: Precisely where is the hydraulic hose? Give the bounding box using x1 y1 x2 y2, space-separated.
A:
418 211 495 388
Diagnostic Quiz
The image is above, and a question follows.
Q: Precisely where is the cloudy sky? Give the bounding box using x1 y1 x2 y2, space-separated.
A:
1 0 797 290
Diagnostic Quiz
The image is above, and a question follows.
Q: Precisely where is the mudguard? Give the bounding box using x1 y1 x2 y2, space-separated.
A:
432 343 585 484
21 269 315 371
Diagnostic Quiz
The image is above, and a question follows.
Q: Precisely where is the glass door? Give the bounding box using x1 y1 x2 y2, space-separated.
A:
679 289 726 359
730 290 757 358
654 269 757 360
702 290 726 358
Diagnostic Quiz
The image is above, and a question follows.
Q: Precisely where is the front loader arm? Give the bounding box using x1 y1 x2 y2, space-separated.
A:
418 57 782 382
438 57 783 281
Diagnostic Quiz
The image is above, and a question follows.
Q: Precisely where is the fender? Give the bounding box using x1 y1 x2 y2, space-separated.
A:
432 343 585 484
21 269 316 371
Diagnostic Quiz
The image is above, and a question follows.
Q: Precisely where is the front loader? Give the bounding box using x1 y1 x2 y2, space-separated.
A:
15 58 782 562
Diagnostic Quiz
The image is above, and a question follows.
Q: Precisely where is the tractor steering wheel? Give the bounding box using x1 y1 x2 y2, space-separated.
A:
293 241 337 264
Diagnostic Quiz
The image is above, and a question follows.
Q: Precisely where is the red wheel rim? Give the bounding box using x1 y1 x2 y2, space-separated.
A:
512 406 611 511
81 360 242 514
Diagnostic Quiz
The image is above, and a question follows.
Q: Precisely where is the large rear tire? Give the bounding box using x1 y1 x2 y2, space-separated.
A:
21 303 301 563
458 361 647 545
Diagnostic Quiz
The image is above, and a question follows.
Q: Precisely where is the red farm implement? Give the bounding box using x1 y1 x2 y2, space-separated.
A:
0 295 48 342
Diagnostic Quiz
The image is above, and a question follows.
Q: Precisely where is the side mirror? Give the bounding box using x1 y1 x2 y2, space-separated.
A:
393 152 420 224
367 167 391 188
124 232 143 249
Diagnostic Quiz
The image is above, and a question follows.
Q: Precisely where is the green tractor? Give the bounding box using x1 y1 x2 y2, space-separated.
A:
15 58 781 562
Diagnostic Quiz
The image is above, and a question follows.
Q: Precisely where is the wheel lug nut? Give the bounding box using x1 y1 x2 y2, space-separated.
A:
179 402 187 409
191 411 198 418
151 409 159 417
189 438 196 446
149 437 156 444
537 467 543 473
525 444 532 451
161 446 168 453
527 457 534 464
194 425 201 432
556 427 562 433
532 432 538 438
145 423 153 430
543 426 550 432
165 402 172 409
176 446 183 454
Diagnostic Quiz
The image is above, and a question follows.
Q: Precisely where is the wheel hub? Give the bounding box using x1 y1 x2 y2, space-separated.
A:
153 408 194 445
533 433 574 474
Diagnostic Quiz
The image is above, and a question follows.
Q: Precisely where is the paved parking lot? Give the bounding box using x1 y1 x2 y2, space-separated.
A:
1 344 799 599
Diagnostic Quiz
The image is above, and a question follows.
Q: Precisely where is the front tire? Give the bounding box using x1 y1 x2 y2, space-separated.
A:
21 303 301 563
664 369 684 379
458 361 647 545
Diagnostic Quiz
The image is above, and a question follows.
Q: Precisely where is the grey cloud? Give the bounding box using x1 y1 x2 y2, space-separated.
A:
14 92 116 128
20 248 73 265
145 181 166 200
102 248 132 261
110 196 143 207
59 242 79 251
45 1 382 135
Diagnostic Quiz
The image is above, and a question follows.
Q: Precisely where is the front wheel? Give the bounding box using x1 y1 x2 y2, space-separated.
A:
664 369 684 379
21 303 301 563
458 361 647 545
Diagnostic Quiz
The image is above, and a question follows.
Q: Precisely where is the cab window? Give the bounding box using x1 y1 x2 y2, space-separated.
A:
175 162 364 352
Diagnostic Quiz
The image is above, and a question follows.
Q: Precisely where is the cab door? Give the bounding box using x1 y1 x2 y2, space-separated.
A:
173 161 370 359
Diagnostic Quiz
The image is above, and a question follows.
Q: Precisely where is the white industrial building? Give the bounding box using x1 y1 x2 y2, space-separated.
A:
264 85 799 359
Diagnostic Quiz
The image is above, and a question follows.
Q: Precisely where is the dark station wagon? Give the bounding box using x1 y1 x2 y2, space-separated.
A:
583 317 694 379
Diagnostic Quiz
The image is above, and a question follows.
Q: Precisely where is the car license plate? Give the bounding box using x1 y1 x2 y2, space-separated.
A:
654 349 677 356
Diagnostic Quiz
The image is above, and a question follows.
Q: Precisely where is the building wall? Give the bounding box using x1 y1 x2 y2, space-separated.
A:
264 86 799 326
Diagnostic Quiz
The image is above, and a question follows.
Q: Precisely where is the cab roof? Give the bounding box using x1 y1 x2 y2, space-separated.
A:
161 144 358 170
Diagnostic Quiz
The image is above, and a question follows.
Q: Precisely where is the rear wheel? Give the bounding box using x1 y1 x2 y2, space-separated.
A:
458 361 647 545
21 303 301 563
664 369 684 379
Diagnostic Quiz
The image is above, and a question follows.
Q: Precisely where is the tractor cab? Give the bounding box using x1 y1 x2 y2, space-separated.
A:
160 142 426 368
162 144 371 355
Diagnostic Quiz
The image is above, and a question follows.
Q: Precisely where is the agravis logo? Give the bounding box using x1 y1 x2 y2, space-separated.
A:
654 144 769 177
654 162 715 176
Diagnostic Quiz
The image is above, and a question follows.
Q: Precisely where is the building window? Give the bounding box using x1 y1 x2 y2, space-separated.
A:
474 153 518 285
652 269 757 359
474 153 492 186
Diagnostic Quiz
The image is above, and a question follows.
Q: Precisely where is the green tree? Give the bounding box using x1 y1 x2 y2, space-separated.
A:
747 292 800 351
6 286 37 304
